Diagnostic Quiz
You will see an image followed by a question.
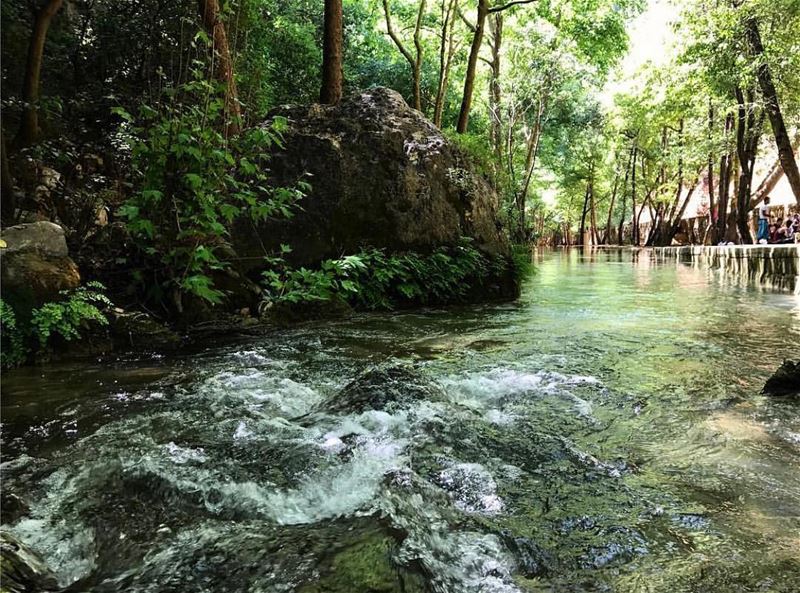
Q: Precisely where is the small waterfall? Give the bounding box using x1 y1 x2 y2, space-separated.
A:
650 245 800 294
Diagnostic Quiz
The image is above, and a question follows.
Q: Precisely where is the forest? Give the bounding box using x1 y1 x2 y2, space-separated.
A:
1 0 799 363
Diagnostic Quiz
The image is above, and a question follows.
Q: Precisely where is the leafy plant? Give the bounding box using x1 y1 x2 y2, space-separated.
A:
1 299 27 368
30 282 112 346
261 239 514 311
114 64 304 308
1 283 112 368
261 248 366 304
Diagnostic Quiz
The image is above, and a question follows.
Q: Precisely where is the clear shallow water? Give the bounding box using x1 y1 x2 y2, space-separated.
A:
2 248 800 592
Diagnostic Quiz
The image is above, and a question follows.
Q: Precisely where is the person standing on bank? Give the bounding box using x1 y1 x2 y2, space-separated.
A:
756 197 771 243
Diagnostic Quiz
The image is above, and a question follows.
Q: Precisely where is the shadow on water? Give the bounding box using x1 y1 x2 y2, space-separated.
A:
2 248 799 592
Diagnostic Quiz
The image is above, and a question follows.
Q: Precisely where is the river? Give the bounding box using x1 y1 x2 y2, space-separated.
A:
2 248 799 592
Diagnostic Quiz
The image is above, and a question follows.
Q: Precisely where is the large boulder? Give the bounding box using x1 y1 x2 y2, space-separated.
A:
233 87 510 269
1 221 80 313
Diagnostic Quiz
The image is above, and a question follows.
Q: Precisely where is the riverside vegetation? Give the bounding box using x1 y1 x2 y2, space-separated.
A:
3 0 798 363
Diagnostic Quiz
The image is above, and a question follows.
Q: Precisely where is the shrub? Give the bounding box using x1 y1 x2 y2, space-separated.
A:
261 239 514 310
1 282 111 368
1 300 26 368
114 67 304 308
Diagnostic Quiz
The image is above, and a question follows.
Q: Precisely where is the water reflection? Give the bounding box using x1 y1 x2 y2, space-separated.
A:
1 249 799 592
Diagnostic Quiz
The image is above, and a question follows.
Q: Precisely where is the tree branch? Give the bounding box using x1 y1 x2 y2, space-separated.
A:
457 6 475 32
382 0 415 66
489 0 536 13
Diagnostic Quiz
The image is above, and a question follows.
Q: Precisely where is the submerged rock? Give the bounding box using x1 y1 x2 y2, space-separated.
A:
0 221 80 312
233 87 512 273
762 360 800 397
326 364 446 414
0 531 60 592
500 531 554 578
108 309 182 351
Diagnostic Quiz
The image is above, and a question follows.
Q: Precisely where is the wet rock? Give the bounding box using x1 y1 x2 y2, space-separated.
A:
326 364 446 414
0 222 80 312
297 529 427 593
762 360 800 397
0 492 30 525
582 527 648 569
108 309 181 351
499 531 554 577
262 296 354 325
0 531 60 592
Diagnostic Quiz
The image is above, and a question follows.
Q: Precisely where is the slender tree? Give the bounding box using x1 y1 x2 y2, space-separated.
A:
382 0 427 111
14 0 64 148
487 13 503 159
200 0 241 135
456 0 535 133
434 0 459 127
733 86 763 243
1 130 14 224
320 0 343 104
745 17 800 204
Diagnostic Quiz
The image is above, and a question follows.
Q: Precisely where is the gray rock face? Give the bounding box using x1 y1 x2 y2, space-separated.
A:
1 221 81 310
233 87 509 268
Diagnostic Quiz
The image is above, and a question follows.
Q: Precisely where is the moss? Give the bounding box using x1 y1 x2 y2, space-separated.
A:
298 531 427 593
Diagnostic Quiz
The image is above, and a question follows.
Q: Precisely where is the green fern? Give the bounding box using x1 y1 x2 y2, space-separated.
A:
30 282 112 347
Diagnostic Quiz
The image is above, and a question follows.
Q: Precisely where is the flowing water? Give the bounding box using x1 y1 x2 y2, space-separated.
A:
2 248 800 592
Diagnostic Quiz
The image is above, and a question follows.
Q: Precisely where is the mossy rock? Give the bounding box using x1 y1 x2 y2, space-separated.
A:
298 531 427 593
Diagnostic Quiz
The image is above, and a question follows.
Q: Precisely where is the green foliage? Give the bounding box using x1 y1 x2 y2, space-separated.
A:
30 282 112 347
115 67 303 306
261 251 367 304
262 239 513 310
1 283 111 368
0 299 26 368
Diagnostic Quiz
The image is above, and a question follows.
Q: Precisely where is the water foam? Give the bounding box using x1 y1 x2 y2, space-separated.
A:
442 368 600 418
436 462 504 515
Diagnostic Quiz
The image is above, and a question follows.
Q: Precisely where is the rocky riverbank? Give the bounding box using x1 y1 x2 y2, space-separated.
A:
1 89 522 366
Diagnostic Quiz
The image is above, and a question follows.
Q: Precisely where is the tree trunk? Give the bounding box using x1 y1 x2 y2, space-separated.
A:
1 130 15 224
512 98 546 241
456 0 489 133
200 0 241 134
382 0 426 111
320 0 344 104
578 181 591 246
603 167 621 244
707 101 715 235
631 146 638 245
589 176 598 245
665 170 703 245
412 0 426 111
488 13 503 162
618 145 636 245
14 0 64 148
746 17 800 204
750 137 799 208
434 0 458 127
733 87 762 244
716 112 734 243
